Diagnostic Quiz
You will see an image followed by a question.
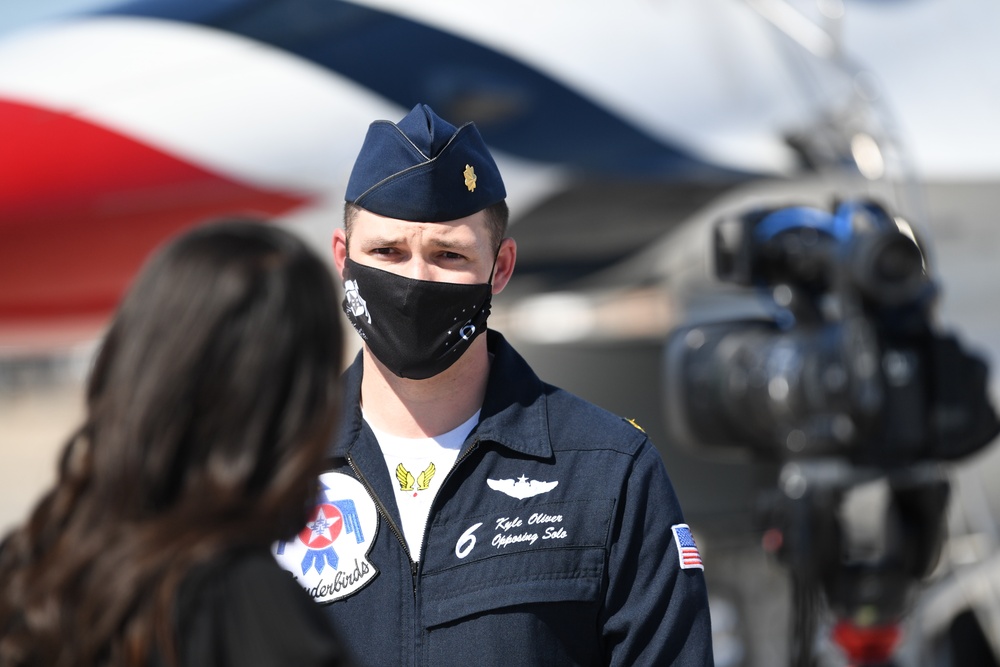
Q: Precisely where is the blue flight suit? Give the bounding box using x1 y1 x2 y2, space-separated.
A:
300 330 713 666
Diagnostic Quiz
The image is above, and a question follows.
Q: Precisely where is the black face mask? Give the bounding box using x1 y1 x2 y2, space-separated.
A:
341 258 493 380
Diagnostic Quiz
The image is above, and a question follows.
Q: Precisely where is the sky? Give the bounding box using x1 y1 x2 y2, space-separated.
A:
840 0 1000 180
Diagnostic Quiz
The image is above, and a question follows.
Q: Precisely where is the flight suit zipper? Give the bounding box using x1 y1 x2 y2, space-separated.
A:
414 438 481 563
350 439 482 666
347 454 420 667
347 453 417 576
408 438 481 667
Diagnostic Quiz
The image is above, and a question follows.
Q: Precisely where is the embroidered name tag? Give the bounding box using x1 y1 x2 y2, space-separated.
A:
426 498 613 569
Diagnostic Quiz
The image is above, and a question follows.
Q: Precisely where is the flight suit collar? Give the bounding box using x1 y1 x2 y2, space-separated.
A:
330 330 553 460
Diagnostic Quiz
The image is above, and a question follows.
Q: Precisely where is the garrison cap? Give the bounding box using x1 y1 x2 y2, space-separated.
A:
345 104 506 222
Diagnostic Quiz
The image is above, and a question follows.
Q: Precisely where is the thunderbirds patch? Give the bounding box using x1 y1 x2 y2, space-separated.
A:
273 471 379 603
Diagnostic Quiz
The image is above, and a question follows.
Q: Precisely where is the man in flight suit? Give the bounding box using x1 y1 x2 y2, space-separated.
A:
273 103 714 666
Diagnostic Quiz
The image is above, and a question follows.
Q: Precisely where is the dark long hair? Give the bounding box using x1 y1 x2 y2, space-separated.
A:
0 220 343 666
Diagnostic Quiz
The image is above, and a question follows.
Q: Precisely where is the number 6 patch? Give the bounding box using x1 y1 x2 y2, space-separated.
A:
455 522 483 559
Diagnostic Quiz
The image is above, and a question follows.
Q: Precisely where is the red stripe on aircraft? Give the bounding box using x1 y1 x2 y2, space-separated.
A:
0 98 312 331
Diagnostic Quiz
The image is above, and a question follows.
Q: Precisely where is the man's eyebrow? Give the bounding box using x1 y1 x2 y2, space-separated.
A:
360 235 477 252
360 235 405 248
429 237 477 252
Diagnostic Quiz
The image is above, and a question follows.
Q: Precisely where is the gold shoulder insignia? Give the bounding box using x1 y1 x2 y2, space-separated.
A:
463 164 477 192
396 463 415 491
626 418 645 433
417 462 437 490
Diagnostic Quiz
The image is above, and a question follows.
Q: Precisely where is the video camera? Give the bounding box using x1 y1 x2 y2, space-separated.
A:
662 198 1000 665
663 198 999 468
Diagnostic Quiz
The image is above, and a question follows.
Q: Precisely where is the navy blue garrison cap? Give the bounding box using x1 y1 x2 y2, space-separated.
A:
345 104 506 222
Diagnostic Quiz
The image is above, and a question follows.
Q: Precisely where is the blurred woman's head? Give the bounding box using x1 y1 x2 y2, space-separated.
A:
0 219 344 666
87 219 343 537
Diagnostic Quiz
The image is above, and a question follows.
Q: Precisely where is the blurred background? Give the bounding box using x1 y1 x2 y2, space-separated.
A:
1 1 998 665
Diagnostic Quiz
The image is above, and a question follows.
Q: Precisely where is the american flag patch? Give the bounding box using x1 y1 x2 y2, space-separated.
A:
671 524 704 570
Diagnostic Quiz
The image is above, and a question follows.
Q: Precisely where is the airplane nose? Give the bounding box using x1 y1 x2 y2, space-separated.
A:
0 98 310 340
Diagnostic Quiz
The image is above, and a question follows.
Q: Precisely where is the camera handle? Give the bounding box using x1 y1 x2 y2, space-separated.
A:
759 460 951 666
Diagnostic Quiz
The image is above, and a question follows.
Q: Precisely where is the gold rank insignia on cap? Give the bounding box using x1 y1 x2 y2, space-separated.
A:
464 164 477 192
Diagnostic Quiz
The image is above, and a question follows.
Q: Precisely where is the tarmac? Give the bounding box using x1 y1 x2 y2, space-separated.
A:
0 360 86 533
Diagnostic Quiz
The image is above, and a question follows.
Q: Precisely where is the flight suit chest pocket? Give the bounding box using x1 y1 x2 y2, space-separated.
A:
419 498 614 628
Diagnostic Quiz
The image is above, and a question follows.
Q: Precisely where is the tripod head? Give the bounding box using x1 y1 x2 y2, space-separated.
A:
760 461 950 665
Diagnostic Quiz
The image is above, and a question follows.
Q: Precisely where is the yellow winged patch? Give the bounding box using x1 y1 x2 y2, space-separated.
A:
626 418 645 433
396 463 415 491
416 462 437 490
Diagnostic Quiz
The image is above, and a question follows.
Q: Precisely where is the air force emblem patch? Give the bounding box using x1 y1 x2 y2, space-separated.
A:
273 471 379 603
487 475 558 500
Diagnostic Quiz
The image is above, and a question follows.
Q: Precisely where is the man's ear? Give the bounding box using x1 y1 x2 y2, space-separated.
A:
491 237 517 295
332 228 348 280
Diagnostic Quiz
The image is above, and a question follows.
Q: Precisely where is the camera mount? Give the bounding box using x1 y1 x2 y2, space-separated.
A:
662 198 1000 665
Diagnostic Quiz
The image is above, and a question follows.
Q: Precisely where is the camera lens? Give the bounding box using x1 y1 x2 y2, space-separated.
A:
852 232 926 306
